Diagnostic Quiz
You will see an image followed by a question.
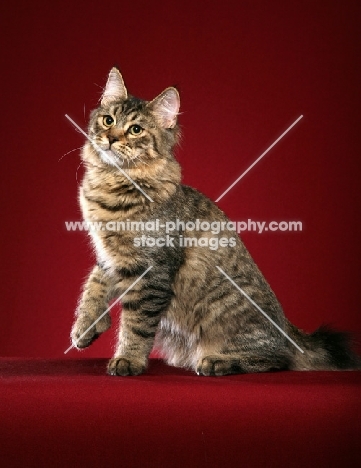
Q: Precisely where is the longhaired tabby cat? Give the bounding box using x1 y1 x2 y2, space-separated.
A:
70 67 360 376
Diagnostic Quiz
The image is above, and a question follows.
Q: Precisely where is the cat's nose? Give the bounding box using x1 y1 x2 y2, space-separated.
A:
108 135 119 145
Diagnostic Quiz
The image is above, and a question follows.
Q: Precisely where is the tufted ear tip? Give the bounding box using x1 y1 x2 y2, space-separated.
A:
101 68 128 106
147 87 180 128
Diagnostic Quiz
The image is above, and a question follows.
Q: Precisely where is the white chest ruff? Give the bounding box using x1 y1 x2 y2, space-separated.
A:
89 231 115 272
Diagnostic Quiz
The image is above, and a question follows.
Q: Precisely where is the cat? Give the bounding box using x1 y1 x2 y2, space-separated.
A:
70 67 360 376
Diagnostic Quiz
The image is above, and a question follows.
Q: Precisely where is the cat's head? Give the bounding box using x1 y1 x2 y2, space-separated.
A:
85 67 180 168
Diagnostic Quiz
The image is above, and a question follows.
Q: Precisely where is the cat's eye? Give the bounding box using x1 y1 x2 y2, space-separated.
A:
103 115 115 127
128 124 143 136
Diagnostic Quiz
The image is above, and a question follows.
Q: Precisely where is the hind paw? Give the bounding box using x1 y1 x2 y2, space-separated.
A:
196 356 241 376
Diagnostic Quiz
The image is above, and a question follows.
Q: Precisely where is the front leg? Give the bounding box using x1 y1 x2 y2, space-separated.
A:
71 265 112 349
108 274 173 376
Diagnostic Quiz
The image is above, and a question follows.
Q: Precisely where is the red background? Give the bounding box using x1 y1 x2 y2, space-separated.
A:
1 0 360 359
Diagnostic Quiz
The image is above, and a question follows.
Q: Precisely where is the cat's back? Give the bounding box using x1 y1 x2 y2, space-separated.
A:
176 184 229 222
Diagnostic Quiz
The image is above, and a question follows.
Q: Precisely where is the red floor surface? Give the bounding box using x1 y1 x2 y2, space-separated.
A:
1 358 360 467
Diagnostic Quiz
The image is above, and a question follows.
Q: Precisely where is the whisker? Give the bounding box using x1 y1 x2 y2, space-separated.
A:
75 161 85 185
135 155 149 167
95 82 106 103
58 146 83 162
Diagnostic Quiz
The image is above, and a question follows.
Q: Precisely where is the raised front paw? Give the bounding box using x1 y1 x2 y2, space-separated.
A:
71 313 111 349
107 357 146 376
196 356 242 376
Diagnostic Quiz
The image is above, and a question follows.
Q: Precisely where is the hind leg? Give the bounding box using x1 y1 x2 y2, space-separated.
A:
196 353 291 376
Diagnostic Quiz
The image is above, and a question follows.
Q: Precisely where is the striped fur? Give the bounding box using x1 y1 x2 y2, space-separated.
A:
70 68 360 376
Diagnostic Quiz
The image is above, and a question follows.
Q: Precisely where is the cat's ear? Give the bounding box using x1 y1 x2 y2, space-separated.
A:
101 67 128 106
148 87 180 128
